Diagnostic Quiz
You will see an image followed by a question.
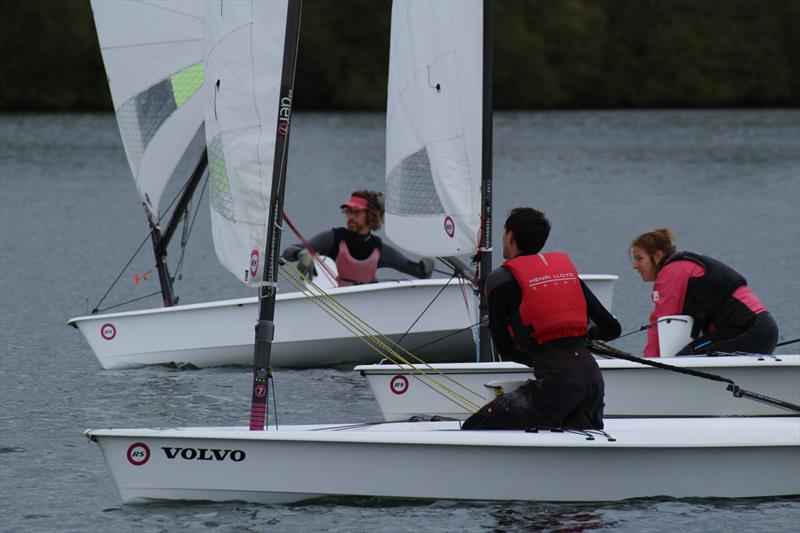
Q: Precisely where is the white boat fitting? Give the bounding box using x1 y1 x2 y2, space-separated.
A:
85 417 800 504
356 355 800 421
69 274 615 370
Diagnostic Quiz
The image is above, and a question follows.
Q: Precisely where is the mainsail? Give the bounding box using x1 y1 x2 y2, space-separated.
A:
204 0 291 286
385 0 483 257
90 0 206 220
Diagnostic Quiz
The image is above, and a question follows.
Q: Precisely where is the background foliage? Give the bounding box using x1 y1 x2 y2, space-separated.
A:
2 0 798 111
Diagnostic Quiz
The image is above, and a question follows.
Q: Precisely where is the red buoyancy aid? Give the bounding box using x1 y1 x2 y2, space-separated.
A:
503 252 588 346
335 240 380 286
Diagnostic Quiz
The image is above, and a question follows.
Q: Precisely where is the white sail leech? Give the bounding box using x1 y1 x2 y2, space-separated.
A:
90 0 206 218
204 0 290 286
385 0 483 257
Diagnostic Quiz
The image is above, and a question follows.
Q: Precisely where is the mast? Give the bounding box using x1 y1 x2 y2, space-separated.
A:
250 0 303 431
478 0 494 361
160 149 208 252
147 223 175 307
148 149 209 307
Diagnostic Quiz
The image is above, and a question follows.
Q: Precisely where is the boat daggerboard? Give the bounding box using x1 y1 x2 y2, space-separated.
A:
90 0 206 220
204 0 291 287
385 0 483 257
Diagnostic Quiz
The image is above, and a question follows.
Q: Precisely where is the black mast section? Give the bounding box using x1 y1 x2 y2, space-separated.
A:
478 0 494 360
147 149 208 307
250 0 303 431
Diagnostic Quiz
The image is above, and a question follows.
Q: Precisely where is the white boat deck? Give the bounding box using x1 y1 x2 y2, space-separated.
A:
86 416 800 448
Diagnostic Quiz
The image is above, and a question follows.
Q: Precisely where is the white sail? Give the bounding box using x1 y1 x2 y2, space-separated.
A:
204 0 290 286
90 0 206 218
385 0 483 257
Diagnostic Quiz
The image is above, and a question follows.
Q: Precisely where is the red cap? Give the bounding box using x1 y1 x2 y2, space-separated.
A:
340 195 369 211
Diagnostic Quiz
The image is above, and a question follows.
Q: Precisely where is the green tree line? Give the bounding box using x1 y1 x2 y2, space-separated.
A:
2 0 798 111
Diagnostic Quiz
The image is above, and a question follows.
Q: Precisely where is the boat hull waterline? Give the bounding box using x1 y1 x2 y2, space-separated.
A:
69 276 617 369
86 417 800 504
356 355 800 419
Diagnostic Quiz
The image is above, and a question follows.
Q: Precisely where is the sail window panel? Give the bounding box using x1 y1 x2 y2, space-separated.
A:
208 135 235 221
116 79 176 175
387 147 445 216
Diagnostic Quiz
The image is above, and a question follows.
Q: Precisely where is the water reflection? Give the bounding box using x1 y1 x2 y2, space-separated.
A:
491 506 614 532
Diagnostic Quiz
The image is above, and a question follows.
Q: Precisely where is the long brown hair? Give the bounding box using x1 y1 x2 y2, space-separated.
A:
351 190 385 230
630 228 676 270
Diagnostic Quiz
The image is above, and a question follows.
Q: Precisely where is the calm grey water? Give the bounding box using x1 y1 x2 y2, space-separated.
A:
1 110 798 532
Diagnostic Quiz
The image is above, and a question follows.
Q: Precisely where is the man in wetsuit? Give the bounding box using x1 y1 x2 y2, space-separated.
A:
282 190 434 286
462 208 621 431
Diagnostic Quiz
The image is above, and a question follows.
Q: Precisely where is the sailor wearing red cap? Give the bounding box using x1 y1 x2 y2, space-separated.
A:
282 190 434 286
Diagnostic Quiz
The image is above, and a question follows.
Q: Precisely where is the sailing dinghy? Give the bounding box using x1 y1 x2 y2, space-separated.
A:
87 1 799 505
86 417 800 504
76 0 613 369
357 355 800 421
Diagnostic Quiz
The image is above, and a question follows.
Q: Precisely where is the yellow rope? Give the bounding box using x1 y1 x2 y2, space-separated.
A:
279 266 483 412
278 261 484 412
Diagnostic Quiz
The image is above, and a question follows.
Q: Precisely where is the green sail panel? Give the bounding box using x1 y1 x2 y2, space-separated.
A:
171 62 205 107
117 63 204 175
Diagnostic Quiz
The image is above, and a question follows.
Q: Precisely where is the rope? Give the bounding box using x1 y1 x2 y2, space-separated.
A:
281 212 338 285
279 263 483 411
90 173 198 314
91 229 154 313
93 291 162 314
396 272 457 345
588 340 800 413
409 321 481 353
616 323 656 339
278 261 484 412
776 337 800 348
280 270 482 413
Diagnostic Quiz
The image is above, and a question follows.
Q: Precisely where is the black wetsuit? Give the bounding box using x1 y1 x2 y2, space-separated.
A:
462 260 621 431
282 228 430 279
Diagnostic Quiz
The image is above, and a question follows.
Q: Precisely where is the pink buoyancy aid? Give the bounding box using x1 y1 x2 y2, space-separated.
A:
335 240 380 286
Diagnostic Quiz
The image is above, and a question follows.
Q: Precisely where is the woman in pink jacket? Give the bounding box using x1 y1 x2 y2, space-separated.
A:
630 228 778 357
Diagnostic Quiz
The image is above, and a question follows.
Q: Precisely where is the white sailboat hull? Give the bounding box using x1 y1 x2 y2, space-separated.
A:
69 279 474 369
86 417 800 504
356 355 800 420
68 275 617 369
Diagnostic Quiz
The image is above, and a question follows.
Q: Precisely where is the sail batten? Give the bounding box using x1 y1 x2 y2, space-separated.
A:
385 1 483 257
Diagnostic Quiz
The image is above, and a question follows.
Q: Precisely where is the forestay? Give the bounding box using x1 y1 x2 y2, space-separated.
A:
90 0 205 219
385 1 483 257
204 1 290 286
